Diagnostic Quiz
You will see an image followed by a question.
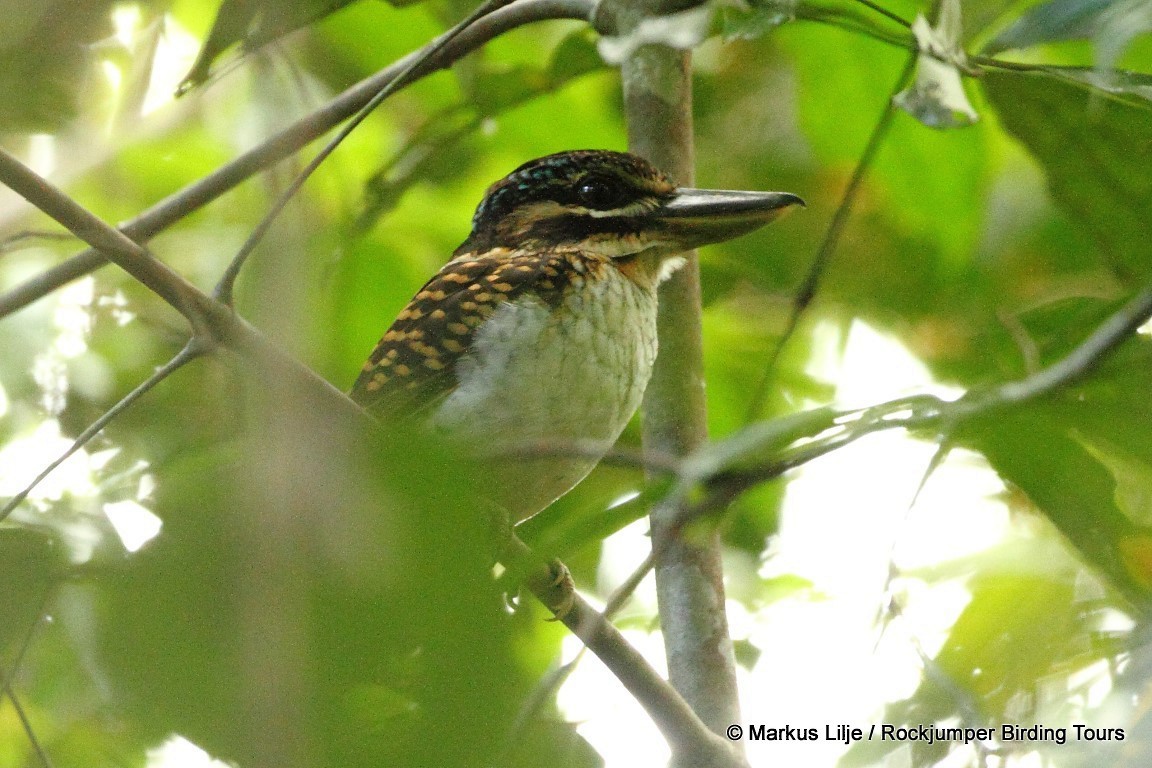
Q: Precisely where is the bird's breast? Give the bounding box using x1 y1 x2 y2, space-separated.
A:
433 265 659 518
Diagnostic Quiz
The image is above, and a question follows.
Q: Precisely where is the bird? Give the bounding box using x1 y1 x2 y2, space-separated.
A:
349 149 802 524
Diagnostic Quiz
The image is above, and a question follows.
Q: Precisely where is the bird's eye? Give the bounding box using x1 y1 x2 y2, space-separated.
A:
575 177 622 210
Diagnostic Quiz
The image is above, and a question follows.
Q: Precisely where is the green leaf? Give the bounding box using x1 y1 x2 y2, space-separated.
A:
1078 434 1152 527
843 563 1089 767
1093 0 1152 70
984 0 1152 70
732 637 762 669
984 0 1117 53
503 718 604 768
179 0 406 94
719 0 797 42
780 20 990 265
89 384 537 768
0 527 59 660
0 0 116 133
982 68 1152 280
549 28 611 83
958 334 1152 606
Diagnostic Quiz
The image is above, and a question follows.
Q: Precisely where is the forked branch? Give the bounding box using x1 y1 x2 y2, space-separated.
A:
0 0 594 319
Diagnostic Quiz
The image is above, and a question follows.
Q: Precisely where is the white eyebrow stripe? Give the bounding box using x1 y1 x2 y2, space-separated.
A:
508 197 662 223
584 200 659 218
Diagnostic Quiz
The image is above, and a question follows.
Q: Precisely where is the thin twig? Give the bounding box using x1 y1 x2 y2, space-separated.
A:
357 105 476 230
0 0 595 320
977 283 1152 408
742 48 918 423
498 537 657 766
0 341 205 524
794 0 914 50
690 282 1152 520
2 681 54 768
602 548 658 619
213 0 525 304
0 142 372 435
0 229 76 254
798 12 913 50
868 439 952 643
522 333 1112 613
0 585 57 768
0 147 219 329
848 0 912 28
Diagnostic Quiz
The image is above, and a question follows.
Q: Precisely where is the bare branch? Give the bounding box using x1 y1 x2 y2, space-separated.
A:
503 534 749 768
682 282 1152 521
0 146 222 329
0 0 595 320
0 141 373 434
605 0 743 739
213 0 525 304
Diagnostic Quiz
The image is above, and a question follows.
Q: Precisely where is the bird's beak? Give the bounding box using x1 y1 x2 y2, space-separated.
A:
653 188 804 248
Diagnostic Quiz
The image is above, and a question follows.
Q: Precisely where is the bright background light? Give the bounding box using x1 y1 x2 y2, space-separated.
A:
557 319 1029 767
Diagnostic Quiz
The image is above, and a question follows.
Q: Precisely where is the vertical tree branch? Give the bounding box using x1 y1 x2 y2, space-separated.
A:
602 0 743 744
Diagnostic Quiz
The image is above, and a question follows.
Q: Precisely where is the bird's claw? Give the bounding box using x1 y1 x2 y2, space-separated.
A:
543 558 576 621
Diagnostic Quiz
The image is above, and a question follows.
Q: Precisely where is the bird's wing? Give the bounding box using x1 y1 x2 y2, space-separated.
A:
348 249 581 419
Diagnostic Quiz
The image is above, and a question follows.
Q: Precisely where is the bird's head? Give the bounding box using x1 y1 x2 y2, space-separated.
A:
457 150 803 284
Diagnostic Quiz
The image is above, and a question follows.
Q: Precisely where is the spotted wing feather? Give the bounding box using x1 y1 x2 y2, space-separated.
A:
349 249 581 418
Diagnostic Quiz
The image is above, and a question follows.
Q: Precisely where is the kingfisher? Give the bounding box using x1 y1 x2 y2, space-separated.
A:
350 150 801 524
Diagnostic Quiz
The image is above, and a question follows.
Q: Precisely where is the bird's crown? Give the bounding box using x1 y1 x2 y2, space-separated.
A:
459 150 676 255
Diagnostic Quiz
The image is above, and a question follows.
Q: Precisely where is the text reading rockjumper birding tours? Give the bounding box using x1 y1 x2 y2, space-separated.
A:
725 723 1124 746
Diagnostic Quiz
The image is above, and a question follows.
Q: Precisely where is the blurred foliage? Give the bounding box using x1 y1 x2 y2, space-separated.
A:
2 0 1152 766
180 0 370 93
0 0 119 133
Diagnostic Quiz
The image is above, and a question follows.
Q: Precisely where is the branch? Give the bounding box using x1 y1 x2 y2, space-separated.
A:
681 282 1152 521
600 0 745 748
743 48 918 422
0 342 204 524
0 144 371 426
1 0 597 524
0 9 739 760
976 283 1152 408
0 147 223 331
503 534 748 768
0 581 55 768
0 0 595 319
212 0 527 303
796 2 914 50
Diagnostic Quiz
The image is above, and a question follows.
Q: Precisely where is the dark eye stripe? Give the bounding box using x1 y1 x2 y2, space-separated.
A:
463 150 676 251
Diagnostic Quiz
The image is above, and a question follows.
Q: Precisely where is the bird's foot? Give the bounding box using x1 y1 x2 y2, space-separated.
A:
542 558 576 621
